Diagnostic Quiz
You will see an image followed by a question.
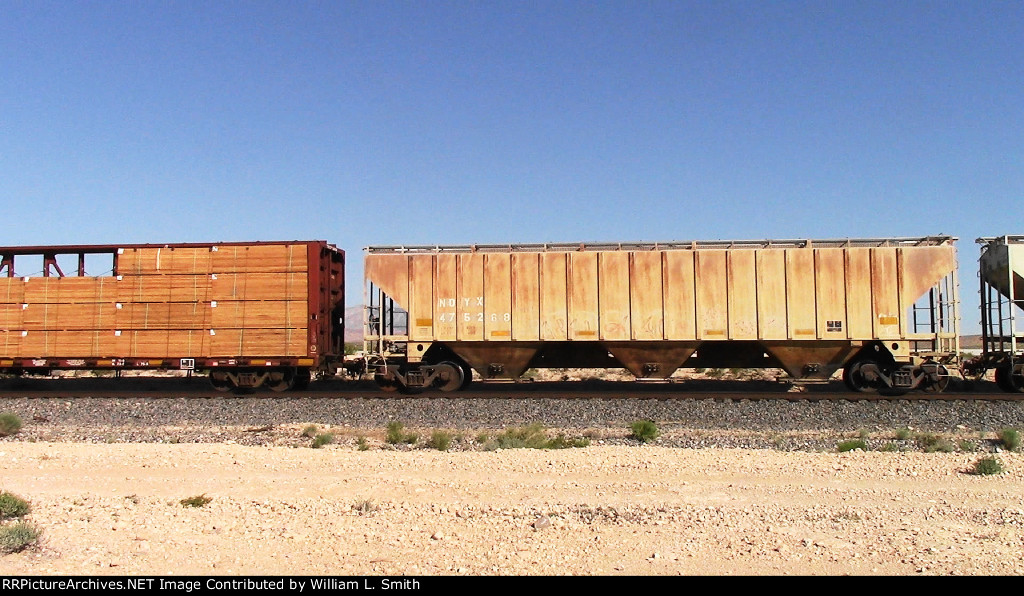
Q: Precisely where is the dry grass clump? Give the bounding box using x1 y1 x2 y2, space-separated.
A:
972 456 1004 476
486 424 589 450
0 491 38 554
386 421 418 445
428 430 453 451
837 439 867 452
0 413 22 437
311 433 334 449
180 494 212 508
0 492 30 520
998 428 1020 451
629 420 659 443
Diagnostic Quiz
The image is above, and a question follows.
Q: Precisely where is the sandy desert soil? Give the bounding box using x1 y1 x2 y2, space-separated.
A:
2 441 1024 576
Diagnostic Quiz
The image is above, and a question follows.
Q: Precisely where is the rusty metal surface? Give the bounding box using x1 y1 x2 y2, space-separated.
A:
568 251 598 340
539 252 567 341
511 253 540 341
663 250 696 339
365 236 955 254
604 342 698 379
364 239 958 345
979 238 1024 303
630 251 663 340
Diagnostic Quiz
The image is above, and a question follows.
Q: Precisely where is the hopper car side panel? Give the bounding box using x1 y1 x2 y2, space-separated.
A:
0 241 344 391
364 237 959 393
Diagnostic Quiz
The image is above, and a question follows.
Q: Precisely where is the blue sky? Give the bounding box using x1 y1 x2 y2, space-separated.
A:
1 1 1021 328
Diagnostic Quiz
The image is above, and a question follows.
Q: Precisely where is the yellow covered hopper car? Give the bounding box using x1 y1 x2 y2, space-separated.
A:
364 237 959 394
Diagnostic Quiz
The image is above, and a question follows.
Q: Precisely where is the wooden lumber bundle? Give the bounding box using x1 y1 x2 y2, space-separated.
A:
0 243 311 359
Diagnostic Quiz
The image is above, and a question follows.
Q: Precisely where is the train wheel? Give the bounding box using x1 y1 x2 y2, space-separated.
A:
267 369 295 392
922 365 951 393
995 365 1024 393
843 361 875 393
209 371 233 392
459 362 474 391
433 362 465 392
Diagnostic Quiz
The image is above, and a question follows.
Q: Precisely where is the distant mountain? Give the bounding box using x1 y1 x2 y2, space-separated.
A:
960 335 982 350
343 305 363 343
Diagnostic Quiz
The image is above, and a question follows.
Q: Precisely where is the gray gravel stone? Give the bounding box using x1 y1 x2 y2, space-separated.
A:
3 386 1024 451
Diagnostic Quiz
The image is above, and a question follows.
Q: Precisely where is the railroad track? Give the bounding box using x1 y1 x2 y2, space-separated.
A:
0 376 1018 401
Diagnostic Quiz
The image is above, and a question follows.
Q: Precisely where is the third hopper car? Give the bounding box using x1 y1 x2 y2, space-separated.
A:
967 235 1024 392
363 236 960 394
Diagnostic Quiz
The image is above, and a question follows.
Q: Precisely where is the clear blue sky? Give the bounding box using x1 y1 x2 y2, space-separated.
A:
1 1 1021 330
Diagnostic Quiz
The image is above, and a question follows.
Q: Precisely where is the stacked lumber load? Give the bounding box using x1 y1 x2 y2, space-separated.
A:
0 243 311 359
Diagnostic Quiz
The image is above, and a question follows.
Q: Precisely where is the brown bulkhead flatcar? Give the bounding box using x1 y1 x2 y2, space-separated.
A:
363 237 960 394
0 241 345 391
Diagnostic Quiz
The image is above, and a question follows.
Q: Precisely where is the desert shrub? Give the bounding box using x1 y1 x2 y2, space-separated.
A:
0 413 22 437
998 428 1020 452
959 440 978 452
544 434 590 449
880 443 899 452
496 424 549 449
0 522 39 554
630 420 659 443
301 425 319 438
916 433 955 453
895 428 912 441
837 439 867 452
492 424 588 450
356 436 369 451
353 499 377 515
0 492 30 520
180 494 212 508
428 431 452 451
311 433 334 449
857 428 870 439
386 421 403 444
386 421 418 445
973 456 1004 476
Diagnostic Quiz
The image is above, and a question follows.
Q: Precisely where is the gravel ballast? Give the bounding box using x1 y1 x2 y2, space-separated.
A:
2 389 1023 450
3 379 1024 576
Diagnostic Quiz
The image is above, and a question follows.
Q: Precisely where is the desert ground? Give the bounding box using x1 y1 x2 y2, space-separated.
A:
2 439 1024 576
